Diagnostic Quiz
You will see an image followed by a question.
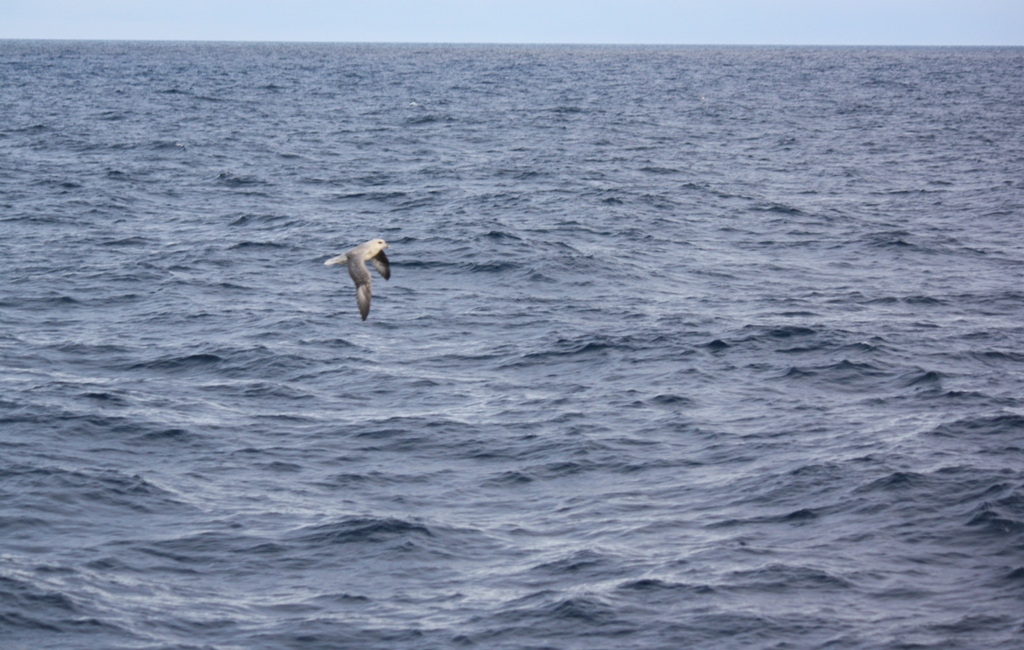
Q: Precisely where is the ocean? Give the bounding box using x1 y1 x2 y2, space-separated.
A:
1 41 1023 649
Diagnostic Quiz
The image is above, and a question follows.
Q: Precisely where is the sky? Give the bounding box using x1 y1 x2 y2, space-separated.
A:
1 0 1022 45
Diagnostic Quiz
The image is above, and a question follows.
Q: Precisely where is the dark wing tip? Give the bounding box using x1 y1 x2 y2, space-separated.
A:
372 250 391 281
357 283 372 320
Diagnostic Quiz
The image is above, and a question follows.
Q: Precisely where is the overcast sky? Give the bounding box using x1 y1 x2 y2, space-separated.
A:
1 1 1022 45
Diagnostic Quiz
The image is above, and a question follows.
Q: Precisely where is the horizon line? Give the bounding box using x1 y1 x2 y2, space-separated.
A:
3 38 1020 48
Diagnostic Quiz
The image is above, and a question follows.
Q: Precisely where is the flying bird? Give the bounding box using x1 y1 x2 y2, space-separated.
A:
324 238 391 321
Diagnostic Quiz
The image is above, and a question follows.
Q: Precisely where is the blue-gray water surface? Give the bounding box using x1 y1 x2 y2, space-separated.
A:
2 41 1024 649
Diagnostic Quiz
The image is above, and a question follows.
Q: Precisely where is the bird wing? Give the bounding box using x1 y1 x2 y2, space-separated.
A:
347 257 373 320
356 282 372 321
370 250 390 280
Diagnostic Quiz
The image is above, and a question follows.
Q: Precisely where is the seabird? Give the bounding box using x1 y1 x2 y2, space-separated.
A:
324 238 391 321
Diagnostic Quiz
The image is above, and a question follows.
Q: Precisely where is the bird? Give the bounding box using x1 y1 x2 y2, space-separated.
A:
324 238 391 321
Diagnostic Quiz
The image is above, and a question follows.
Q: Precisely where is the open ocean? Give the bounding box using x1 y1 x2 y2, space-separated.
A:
1 41 1023 649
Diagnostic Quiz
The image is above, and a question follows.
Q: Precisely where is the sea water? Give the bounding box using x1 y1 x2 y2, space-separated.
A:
1 42 1023 649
